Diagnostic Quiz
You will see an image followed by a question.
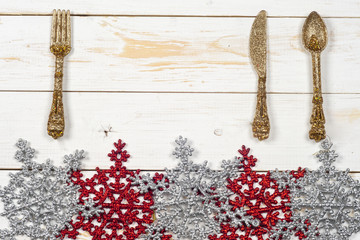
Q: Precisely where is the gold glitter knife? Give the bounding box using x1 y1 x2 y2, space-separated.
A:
302 11 327 142
47 10 71 139
250 10 269 140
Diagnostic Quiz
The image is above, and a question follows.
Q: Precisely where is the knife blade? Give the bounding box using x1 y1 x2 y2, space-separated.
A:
250 10 270 140
250 10 267 78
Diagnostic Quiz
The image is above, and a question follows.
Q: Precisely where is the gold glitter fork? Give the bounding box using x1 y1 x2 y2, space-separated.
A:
47 9 71 139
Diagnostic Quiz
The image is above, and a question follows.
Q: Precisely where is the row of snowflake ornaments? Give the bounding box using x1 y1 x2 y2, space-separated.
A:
0 136 359 240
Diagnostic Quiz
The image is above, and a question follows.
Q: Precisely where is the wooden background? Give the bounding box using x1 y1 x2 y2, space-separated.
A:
0 0 360 239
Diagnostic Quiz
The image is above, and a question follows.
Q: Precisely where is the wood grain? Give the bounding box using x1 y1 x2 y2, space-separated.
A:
0 0 359 17
0 16 359 93
0 1 359 239
0 92 360 171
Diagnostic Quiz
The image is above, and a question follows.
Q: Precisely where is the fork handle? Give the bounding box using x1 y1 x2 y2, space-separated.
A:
47 56 65 139
309 52 326 142
252 76 270 140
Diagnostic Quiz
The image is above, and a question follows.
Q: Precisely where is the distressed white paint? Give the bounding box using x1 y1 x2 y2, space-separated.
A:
0 0 360 239
0 0 360 17
0 92 360 171
0 17 359 93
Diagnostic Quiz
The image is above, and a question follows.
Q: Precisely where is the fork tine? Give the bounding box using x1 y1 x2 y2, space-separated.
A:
61 10 66 43
56 9 61 43
66 10 71 47
51 9 56 46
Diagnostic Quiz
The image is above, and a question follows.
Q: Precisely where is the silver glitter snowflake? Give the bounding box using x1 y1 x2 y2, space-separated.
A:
271 138 360 240
0 139 101 240
133 136 258 240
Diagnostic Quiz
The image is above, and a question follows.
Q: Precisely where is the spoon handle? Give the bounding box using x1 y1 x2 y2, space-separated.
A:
309 52 326 142
252 76 270 140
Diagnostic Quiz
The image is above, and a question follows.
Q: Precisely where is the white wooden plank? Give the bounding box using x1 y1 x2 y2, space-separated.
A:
0 170 359 240
0 0 359 17
0 16 359 93
0 92 360 171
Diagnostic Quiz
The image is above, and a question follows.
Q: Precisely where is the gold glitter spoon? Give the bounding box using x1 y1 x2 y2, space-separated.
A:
250 10 269 141
302 11 327 142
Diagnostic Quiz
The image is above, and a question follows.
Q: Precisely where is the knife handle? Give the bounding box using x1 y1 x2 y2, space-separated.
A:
309 52 326 142
252 76 270 140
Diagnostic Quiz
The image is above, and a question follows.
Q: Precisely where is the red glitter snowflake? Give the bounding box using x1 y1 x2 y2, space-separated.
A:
209 146 305 240
60 139 154 240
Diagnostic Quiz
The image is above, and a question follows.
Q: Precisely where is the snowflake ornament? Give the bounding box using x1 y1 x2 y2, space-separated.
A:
0 139 97 240
209 145 305 240
132 136 258 240
271 138 360 240
60 139 154 240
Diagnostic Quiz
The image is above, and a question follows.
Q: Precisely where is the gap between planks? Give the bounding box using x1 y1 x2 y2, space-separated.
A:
0 13 359 18
1 90 360 95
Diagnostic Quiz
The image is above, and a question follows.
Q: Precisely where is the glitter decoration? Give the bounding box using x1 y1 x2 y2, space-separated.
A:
60 139 154 240
209 145 305 240
132 136 258 240
250 10 270 141
47 9 72 139
271 138 360 240
0 139 98 240
302 11 328 142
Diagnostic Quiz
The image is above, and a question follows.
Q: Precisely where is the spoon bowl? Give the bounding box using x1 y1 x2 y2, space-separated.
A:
303 11 328 53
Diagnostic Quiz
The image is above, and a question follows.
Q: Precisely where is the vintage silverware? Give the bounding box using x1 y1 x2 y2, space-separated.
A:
47 9 71 139
302 11 327 142
250 10 269 140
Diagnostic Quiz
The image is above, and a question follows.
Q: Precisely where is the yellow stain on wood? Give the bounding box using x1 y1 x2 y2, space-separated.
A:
99 20 248 60
0 57 21 62
99 21 189 58
143 61 247 72
100 21 109 27
115 35 188 59
131 31 160 37
142 66 209 72
100 19 114 28
145 61 247 67
88 47 109 54
335 108 360 123
145 62 179 67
